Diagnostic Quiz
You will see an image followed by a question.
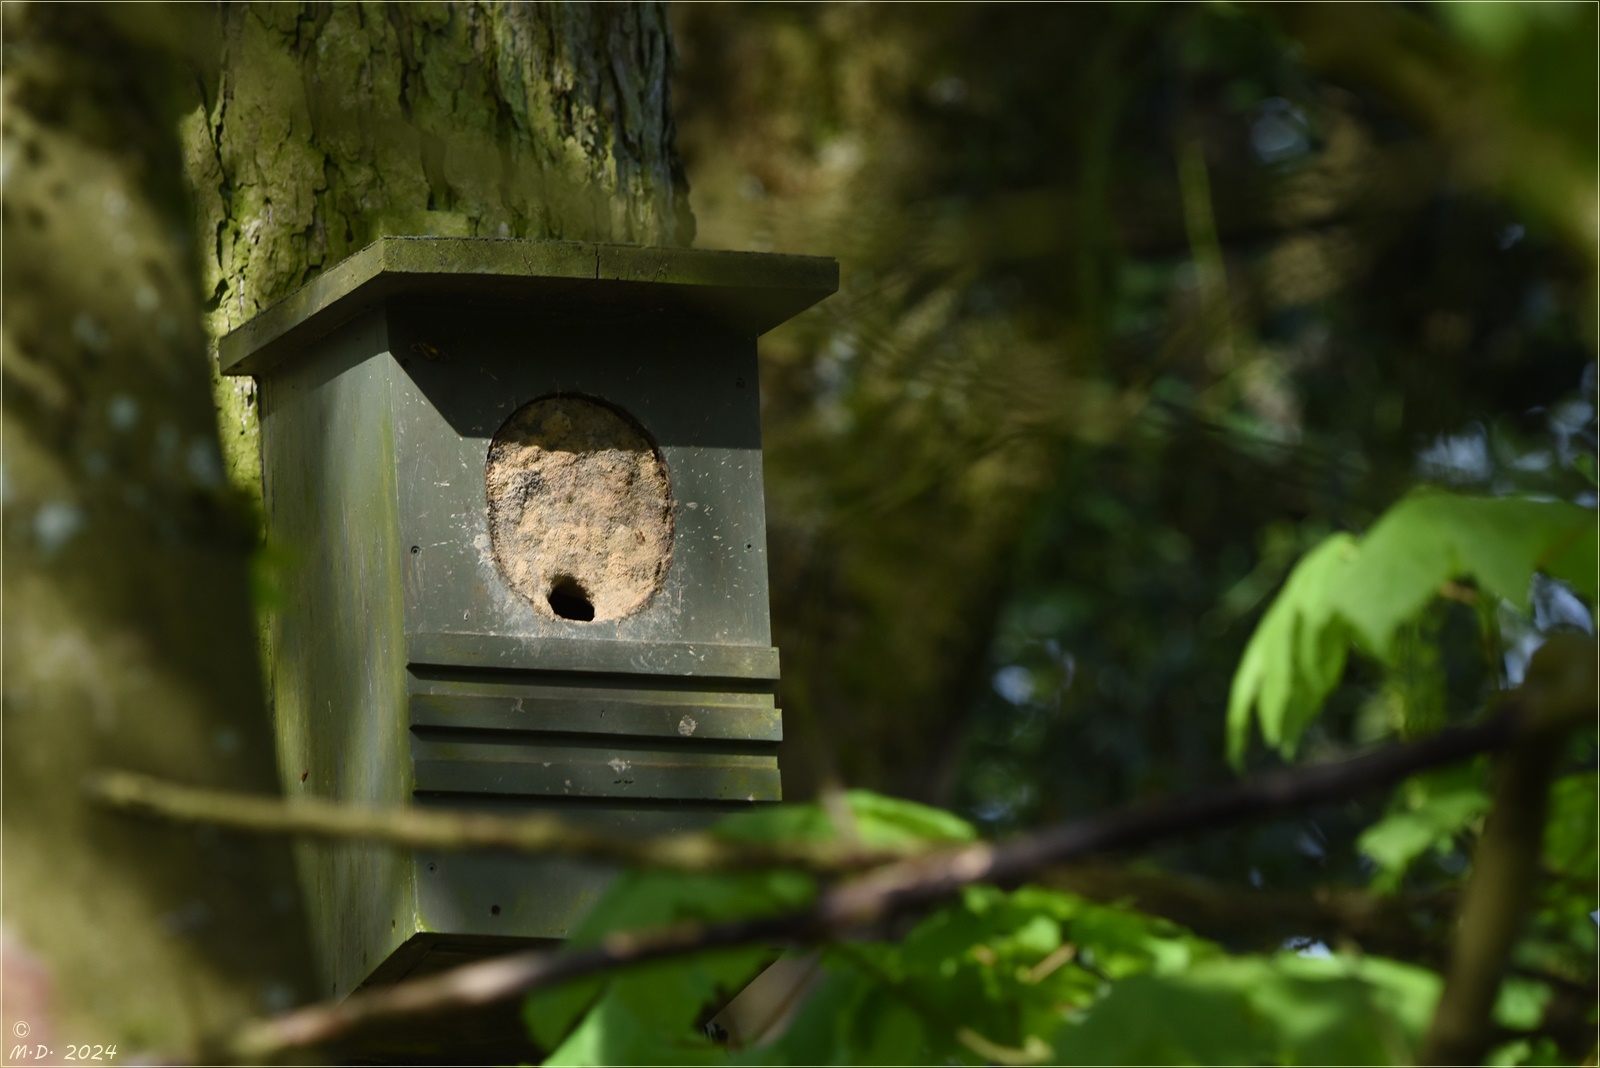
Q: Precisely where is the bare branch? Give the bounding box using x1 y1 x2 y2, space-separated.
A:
232 689 1590 1058
85 770 912 874
229 912 802 1059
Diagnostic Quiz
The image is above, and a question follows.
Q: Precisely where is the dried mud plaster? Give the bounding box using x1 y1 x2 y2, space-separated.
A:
486 396 673 622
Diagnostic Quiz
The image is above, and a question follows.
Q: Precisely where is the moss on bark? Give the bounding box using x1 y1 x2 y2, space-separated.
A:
182 2 695 504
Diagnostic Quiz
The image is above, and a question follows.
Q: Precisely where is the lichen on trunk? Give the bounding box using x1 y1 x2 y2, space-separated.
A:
181 2 696 500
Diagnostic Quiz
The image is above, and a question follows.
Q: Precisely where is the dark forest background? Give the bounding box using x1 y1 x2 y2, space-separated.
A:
667 2 1596 897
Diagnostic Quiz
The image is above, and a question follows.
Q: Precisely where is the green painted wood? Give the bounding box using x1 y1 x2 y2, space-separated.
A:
406 667 777 698
410 801 750 943
409 691 782 742
388 306 776 648
411 740 781 802
240 236 831 996
406 632 782 679
259 307 417 997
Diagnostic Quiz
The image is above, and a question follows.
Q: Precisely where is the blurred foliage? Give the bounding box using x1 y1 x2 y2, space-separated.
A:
670 0 1595 863
624 4 1600 1062
1227 492 1595 764
524 754 1584 1064
527 793 1223 1064
523 483 1594 1063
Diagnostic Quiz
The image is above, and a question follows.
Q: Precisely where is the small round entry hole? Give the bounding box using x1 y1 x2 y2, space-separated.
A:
548 575 596 622
490 904 502 917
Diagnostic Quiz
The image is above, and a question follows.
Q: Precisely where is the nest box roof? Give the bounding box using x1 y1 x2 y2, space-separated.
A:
219 237 839 376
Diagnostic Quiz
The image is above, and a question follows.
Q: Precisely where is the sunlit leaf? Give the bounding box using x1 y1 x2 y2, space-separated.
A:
528 793 976 1058
1048 953 1440 1066
1333 494 1596 657
1492 974 1553 1031
1485 1036 1568 1067
1358 766 1491 892
1226 533 1357 765
714 789 976 848
540 949 775 1066
1228 492 1596 763
524 868 814 1054
733 883 1214 1066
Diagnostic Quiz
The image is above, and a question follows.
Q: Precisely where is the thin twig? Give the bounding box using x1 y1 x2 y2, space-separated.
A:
232 692 1581 1058
85 771 913 873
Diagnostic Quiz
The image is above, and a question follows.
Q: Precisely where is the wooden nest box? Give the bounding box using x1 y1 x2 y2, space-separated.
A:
221 237 837 997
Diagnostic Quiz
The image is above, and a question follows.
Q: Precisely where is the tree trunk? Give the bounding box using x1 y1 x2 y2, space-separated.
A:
189 1 695 499
2 4 315 1057
3 1 693 1057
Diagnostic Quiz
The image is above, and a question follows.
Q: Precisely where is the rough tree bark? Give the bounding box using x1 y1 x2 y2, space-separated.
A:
4 1 693 1058
188 1 695 499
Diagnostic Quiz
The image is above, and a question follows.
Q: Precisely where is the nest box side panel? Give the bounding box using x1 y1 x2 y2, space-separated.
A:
259 307 416 996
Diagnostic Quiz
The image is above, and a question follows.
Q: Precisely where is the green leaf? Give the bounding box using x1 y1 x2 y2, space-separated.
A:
847 985 938 1065
735 884 1215 1066
525 867 815 1054
524 972 605 1052
1334 494 1596 657
540 949 774 1066
528 793 973 1059
1533 770 1598 957
715 789 976 848
1049 953 1440 1066
1358 766 1491 892
729 964 877 1066
1485 1036 1568 1067
1492 975 1552 1031
1440 1 1587 56
1544 771 1598 879
1572 451 1597 487
1056 971 1274 1065
840 790 979 844
1226 533 1357 765
1227 492 1596 764
1543 526 1598 607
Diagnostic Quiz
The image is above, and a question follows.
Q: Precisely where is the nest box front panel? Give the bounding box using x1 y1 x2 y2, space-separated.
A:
384 297 782 853
387 299 774 656
222 238 837 994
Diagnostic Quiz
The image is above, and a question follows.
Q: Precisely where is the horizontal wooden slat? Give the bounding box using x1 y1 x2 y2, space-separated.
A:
410 691 781 742
412 739 780 802
407 631 781 680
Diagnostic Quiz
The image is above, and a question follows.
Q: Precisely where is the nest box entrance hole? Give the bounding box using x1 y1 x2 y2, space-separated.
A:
547 575 596 622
